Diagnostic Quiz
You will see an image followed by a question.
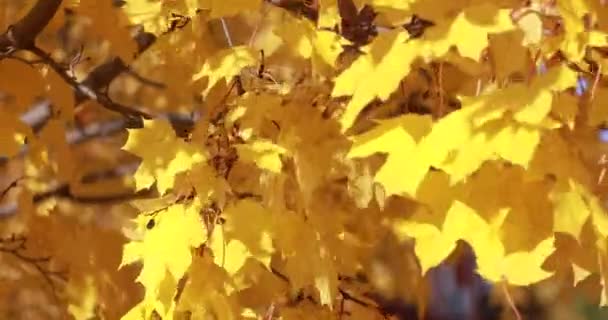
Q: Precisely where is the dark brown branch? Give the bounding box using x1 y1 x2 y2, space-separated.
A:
0 161 153 218
124 67 166 89
76 31 157 104
32 175 153 205
0 0 63 52
28 45 152 119
0 109 198 167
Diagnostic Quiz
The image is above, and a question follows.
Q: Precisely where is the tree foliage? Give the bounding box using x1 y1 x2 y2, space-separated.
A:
1 0 608 319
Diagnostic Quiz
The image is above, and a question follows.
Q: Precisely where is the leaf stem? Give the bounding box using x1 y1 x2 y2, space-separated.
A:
501 281 522 320
220 18 234 47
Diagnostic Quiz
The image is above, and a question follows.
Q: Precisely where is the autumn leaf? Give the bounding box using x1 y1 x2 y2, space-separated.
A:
474 236 556 286
235 138 287 173
348 65 576 197
7 0 608 318
332 29 418 131
193 45 258 97
120 202 205 318
123 118 206 195
393 200 507 274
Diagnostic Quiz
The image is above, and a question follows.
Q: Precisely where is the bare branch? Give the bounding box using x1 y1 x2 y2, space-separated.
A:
76 31 157 104
0 161 154 218
0 0 63 52
0 234 67 296
28 45 153 120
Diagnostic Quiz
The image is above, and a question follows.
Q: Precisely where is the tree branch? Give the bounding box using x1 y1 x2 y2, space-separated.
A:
0 109 198 166
76 31 157 104
0 0 63 52
28 45 152 120
0 161 153 218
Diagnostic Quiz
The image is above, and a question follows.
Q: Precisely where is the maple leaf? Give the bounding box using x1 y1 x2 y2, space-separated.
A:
192 45 257 97
553 0 608 62
318 0 340 28
393 200 507 274
347 114 433 197
123 118 206 195
74 0 137 61
515 10 543 46
271 13 350 76
235 138 287 173
572 263 592 287
12 0 608 317
174 255 240 319
395 201 556 285
552 181 608 244
473 236 556 286
332 29 418 131
420 3 515 60
348 65 576 197
220 199 276 270
550 179 592 240
333 3 514 132
122 0 164 35
66 276 98 320
120 202 205 318
209 226 254 275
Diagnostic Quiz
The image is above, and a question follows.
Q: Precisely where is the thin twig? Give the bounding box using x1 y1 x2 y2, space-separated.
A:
437 62 444 117
0 235 67 300
124 67 166 89
501 281 522 320
220 18 234 47
590 64 602 101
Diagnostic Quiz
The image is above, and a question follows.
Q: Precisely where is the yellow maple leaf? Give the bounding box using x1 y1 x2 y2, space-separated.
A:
348 66 575 197
474 236 555 286
315 274 334 308
588 88 608 126
123 118 206 195
317 0 340 28
235 138 288 173
210 226 253 275
75 0 137 61
394 200 555 285
550 179 592 241
347 114 433 197
120 202 205 318
393 200 506 274
421 3 515 60
551 92 579 129
67 276 98 320
333 4 514 132
192 46 257 97
516 11 543 46
222 199 275 269
553 0 608 62
332 29 418 131
122 0 164 34
272 13 349 76
572 263 592 286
